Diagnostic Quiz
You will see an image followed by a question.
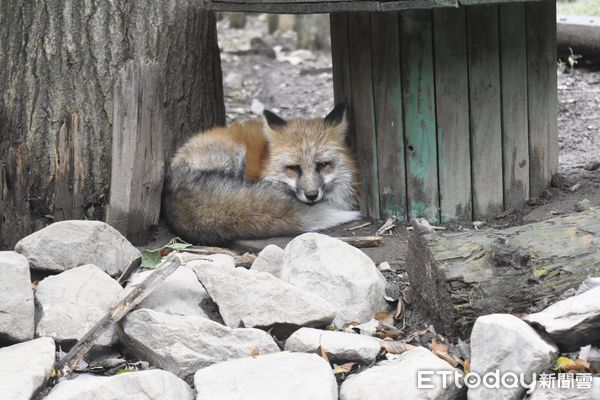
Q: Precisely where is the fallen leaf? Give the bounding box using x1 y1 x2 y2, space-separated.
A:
249 346 259 358
374 311 395 326
332 362 355 375
140 249 162 269
553 356 590 372
380 340 417 355
317 346 330 364
432 339 460 368
394 298 405 319
464 359 470 374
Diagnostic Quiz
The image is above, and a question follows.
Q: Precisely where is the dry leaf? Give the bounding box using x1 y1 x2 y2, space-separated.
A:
431 339 460 368
332 362 355 375
317 346 330 364
553 356 590 372
249 346 259 358
374 311 395 326
381 340 417 355
394 298 405 319
464 359 471 374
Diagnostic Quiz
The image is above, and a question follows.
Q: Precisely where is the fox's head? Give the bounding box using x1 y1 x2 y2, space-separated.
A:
261 104 357 206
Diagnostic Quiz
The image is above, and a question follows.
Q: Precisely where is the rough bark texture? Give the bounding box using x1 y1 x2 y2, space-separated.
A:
407 209 600 338
0 0 225 249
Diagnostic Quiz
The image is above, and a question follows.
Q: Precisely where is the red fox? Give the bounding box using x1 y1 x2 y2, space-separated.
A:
162 104 360 244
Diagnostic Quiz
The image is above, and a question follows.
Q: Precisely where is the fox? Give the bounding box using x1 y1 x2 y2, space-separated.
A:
162 103 361 245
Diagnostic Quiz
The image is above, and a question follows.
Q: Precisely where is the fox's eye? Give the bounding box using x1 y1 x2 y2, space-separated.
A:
286 165 301 174
316 161 332 171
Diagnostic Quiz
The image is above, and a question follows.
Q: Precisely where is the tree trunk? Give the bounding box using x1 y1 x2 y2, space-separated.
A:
0 0 225 249
406 210 600 338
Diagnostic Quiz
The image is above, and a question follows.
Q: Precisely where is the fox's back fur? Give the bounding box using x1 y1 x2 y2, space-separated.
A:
163 105 360 245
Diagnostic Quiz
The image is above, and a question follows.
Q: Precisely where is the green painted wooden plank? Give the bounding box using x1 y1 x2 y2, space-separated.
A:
526 1 558 199
433 7 471 222
330 12 353 145
499 3 530 210
348 12 380 218
466 5 503 218
400 10 439 223
370 12 407 220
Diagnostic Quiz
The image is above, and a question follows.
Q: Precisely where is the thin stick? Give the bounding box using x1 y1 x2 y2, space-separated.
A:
56 252 184 376
348 222 372 231
335 236 383 248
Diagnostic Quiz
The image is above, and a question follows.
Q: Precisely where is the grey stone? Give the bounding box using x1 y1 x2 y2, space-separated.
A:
0 337 56 400
285 327 381 364
526 286 600 351
0 251 34 342
250 244 284 278
120 309 280 380
44 369 193 400
529 377 600 399
36 264 123 345
280 233 388 327
194 352 338 400
574 199 592 212
15 220 140 276
122 265 213 318
339 346 463 400
468 314 557 400
583 160 600 171
193 263 335 330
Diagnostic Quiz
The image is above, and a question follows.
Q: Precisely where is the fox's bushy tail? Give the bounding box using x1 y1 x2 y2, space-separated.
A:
162 167 360 245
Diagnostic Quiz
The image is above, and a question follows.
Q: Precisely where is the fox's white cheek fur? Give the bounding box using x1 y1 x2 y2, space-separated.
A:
323 172 336 185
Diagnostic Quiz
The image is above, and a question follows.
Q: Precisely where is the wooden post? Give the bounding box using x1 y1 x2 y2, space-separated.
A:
106 62 166 244
54 110 85 221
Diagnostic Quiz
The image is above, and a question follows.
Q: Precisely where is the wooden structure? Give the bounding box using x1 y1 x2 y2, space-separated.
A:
202 0 558 223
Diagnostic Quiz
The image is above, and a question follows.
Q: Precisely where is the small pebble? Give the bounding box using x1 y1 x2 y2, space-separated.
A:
583 160 600 171
574 199 591 212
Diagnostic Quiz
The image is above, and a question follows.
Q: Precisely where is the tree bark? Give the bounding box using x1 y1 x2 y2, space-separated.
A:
406 210 600 338
0 0 225 249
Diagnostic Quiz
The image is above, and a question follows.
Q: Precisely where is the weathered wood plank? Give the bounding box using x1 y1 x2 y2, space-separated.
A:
433 8 471 222
527 0 558 198
57 252 184 375
466 5 503 218
348 12 380 218
330 12 353 146
54 110 85 221
205 0 459 14
371 12 407 219
106 62 166 244
499 3 530 210
400 10 439 222
407 209 600 337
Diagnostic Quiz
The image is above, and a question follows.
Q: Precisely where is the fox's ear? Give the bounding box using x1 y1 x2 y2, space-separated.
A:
263 109 287 130
324 103 346 127
324 103 348 143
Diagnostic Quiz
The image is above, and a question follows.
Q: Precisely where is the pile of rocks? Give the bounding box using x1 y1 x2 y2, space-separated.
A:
1 220 599 399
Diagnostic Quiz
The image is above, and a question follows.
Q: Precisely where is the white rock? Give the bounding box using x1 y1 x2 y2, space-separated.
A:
0 337 55 400
122 266 213 318
15 220 140 276
0 251 34 341
251 244 284 278
36 265 123 345
194 352 338 400
285 327 381 364
339 346 463 400
120 309 280 380
44 369 193 400
529 377 600 399
468 314 557 400
525 286 600 351
193 264 335 330
576 277 600 295
280 233 388 327
251 98 265 115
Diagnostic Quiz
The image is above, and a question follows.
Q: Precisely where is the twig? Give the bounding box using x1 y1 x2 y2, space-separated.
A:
335 236 383 248
348 222 372 231
376 217 397 235
56 252 184 376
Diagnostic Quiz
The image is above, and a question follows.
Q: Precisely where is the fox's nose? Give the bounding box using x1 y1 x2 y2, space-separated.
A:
305 190 319 202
